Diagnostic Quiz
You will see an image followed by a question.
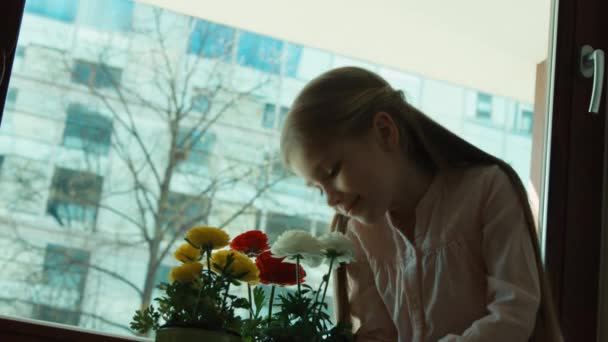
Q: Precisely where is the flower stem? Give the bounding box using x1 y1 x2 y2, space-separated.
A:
221 281 231 314
320 256 335 310
248 284 253 319
267 285 276 327
296 255 301 297
206 246 212 279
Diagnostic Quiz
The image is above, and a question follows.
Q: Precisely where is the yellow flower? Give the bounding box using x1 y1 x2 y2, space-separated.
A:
168 262 203 283
211 250 260 284
186 226 230 250
174 243 201 263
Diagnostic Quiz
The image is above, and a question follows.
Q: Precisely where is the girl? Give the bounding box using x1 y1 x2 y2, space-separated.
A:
279 67 562 341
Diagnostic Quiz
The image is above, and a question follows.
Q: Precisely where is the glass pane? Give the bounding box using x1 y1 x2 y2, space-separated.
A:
0 0 553 339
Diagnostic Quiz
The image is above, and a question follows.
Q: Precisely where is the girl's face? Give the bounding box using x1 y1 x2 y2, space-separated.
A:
289 112 404 225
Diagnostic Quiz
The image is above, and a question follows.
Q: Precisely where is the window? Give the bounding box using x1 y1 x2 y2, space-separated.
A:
513 108 534 135
25 0 79 23
285 43 303 78
80 0 134 32
192 94 210 113
43 244 90 291
237 31 283 74
159 191 209 231
32 304 80 325
63 103 113 155
188 20 235 60
262 104 289 129
476 92 493 119
176 128 216 167
46 168 103 229
6 88 17 109
265 212 313 244
72 60 122 88
16 46 26 58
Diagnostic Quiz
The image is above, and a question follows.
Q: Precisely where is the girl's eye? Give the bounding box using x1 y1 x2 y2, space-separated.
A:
327 162 341 178
317 187 325 197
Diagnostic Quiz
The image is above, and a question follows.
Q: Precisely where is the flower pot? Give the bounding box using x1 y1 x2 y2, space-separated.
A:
156 327 242 342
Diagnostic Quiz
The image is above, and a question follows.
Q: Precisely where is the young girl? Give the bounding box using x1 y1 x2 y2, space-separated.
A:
279 67 562 341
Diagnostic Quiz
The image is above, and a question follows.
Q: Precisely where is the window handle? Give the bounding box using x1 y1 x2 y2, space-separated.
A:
580 45 605 114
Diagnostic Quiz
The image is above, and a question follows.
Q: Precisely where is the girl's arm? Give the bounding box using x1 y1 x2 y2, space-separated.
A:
345 226 398 342
439 168 541 342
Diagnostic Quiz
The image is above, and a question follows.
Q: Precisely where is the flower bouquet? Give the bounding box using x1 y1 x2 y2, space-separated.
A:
130 226 355 342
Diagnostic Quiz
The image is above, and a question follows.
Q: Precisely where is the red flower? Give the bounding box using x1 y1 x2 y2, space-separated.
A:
230 230 270 257
255 251 306 286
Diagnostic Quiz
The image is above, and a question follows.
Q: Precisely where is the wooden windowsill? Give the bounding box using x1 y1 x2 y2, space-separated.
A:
0 314 152 342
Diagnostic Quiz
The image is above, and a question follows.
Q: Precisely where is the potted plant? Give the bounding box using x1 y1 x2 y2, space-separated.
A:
130 227 356 342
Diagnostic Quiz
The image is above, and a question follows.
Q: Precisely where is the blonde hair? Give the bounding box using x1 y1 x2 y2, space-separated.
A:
280 67 562 341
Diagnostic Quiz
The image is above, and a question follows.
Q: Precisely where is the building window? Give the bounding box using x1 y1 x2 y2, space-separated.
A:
514 108 534 135
16 46 26 58
25 0 79 23
262 104 289 129
32 304 80 325
80 0 134 32
176 128 216 167
192 94 210 113
475 92 493 119
285 43 302 78
43 244 90 291
237 31 283 74
159 191 209 231
265 212 312 244
188 20 235 60
6 88 17 109
46 168 103 229
72 60 122 88
63 103 113 155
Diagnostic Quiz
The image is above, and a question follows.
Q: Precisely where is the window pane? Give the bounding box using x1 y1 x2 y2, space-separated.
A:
25 0 79 22
47 168 103 229
262 103 276 129
71 60 94 86
80 0 134 32
94 65 122 88
188 20 235 60
237 31 283 74
63 103 113 155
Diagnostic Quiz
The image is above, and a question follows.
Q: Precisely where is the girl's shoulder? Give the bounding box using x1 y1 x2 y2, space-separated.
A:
440 163 509 194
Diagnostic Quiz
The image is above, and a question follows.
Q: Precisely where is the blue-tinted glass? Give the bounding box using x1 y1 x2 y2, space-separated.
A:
192 95 210 113
177 129 216 165
285 43 302 78
237 31 283 74
262 103 275 129
188 20 235 60
25 0 79 23
43 244 90 291
6 88 18 107
476 92 492 119
47 168 103 227
80 0 133 32
95 65 122 88
278 106 289 129
72 61 93 85
16 46 26 58
64 104 113 155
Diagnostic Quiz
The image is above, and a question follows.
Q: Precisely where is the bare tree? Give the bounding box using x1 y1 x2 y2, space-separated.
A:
0 8 288 332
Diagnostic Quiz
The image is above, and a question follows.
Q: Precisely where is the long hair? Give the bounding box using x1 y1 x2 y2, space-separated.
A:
280 67 561 341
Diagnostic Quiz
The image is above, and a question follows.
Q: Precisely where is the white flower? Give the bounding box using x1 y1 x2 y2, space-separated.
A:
271 230 324 267
319 232 356 264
